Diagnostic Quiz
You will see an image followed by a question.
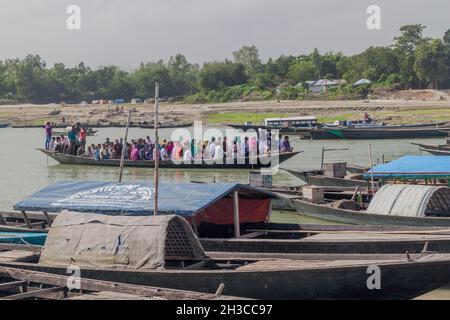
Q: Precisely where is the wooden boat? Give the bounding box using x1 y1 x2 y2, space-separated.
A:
419 147 450 156
224 123 314 137
346 164 369 174
139 123 193 129
37 148 300 169
292 198 450 227
0 212 450 299
2 243 450 299
412 142 450 152
6 209 450 256
283 168 323 184
311 126 450 140
308 175 369 188
202 233 450 255
284 168 370 188
0 263 237 300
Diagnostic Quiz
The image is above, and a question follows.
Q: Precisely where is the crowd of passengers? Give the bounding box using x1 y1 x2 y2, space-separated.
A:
44 122 293 161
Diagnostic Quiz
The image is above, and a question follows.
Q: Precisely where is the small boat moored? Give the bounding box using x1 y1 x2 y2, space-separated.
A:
2 210 450 300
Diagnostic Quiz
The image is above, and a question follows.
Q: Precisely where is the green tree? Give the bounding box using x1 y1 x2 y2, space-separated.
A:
414 38 448 89
287 60 317 84
311 48 322 78
198 61 247 91
393 24 428 88
232 45 262 78
168 54 198 96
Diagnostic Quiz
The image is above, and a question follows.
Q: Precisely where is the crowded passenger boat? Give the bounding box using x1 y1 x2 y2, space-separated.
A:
43 122 294 162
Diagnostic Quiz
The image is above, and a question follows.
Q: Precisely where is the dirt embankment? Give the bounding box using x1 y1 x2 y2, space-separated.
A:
1 90 450 127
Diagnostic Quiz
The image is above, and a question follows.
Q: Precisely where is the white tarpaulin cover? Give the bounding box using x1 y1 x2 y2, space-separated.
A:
367 185 450 218
39 211 207 269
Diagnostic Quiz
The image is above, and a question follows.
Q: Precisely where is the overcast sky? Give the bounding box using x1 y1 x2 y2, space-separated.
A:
0 0 449 69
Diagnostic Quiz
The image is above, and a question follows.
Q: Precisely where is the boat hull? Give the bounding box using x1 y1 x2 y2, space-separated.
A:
420 148 450 156
201 237 450 254
308 175 369 188
37 149 300 169
2 259 450 299
292 199 450 227
311 127 450 140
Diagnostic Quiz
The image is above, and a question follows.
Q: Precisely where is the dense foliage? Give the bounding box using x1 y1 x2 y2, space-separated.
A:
1 24 450 104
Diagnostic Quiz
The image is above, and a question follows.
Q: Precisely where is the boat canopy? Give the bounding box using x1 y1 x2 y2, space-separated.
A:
364 156 450 180
14 181 274 225
39 211 207 269
367 185 450 218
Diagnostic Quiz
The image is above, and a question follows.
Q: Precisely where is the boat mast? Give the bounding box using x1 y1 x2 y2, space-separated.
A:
154 82 160 216
118 110 131 183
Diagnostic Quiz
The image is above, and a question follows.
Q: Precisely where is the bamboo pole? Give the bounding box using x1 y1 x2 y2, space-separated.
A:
368 144 375 194
320 146 325 171
118 110 131 183
154 83 160 216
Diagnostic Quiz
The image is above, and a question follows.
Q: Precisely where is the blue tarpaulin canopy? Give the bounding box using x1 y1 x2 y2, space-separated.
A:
14 181 272 217
364 156 450 180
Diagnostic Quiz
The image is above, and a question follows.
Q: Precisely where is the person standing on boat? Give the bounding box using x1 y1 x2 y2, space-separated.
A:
214 140 224 163
243 137 250 159
79 127 87 149
209 137 216 159
68 126 78 155
280 136 292 153
222 137 228 160
44 122 52 150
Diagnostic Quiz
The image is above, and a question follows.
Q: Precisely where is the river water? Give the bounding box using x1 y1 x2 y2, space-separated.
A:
0 127 449 298
1 126 443 212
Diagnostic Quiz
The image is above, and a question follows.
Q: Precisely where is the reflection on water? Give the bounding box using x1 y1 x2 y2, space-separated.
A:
0 126 449 298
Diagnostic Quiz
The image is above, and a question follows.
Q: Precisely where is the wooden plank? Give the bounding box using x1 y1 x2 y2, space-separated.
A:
0 243 42 253
42 212 52 227
21 211 32 229
0 213 6 225
0 280 27 291
0 266 242 300
5 286 66 300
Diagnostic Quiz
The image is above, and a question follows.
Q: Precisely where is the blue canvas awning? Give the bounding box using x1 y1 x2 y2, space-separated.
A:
14 181 273 217
364 156 450 180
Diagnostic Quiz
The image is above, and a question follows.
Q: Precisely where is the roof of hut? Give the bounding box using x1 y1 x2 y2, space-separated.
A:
367 184 450 218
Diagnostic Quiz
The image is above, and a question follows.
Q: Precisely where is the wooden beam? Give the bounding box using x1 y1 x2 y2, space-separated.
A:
0 213 6 225
5 286 66 300
0 266 241 300
233 189 240 238
0 280 27 291
21 211 32 229
0 243 42 253
42 212 52 227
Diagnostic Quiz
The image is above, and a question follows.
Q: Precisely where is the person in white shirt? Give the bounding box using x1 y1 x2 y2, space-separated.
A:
214 143 223 162
209 137 216 159
183 149 192 163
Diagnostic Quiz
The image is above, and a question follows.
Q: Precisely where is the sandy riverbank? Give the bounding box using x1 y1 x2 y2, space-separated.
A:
2 96 450 127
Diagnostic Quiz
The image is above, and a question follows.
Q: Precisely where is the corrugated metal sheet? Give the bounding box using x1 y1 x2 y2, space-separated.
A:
367 185 450 218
